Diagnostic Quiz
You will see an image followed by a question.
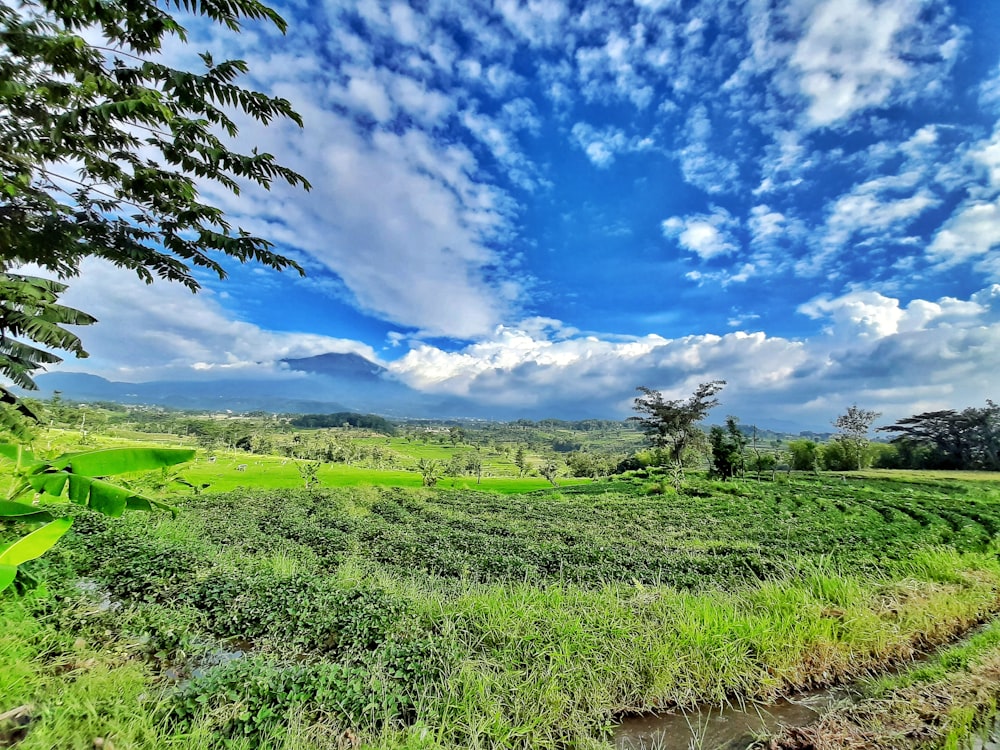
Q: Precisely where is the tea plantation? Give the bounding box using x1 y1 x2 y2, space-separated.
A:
4 473 1000 749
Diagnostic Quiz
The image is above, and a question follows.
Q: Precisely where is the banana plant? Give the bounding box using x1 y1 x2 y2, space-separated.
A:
0 444 195 592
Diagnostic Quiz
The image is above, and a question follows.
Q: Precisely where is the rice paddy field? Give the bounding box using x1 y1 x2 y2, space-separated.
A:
4 461 1000 748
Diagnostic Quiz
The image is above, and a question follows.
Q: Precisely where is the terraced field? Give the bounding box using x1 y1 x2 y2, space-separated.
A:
4 472 1000 749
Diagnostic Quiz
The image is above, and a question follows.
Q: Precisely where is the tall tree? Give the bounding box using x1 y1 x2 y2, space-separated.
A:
708 415 747 480
630 380 725 487
878 402 1000 470
0 0 309 418
832 404 881 471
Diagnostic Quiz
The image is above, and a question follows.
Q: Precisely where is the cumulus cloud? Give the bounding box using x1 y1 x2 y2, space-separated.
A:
799 287 987 340
662 207 739 260
39 260 379 382
788 0 961 127
928 200 1000 269
384 286 1000 424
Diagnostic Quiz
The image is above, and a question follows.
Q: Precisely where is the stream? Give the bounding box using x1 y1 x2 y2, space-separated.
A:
613 620 1000 750
613 687 848 750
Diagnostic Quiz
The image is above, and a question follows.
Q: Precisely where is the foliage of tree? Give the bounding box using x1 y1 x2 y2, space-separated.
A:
708 416 747 480
0 0 309 418
630 381 725 487
565 450 621 479
417 458 442 487
539 459 560 487
820 439 855 472
788 439 821 472
514 445 528 477
832 404 881 470
878 402 1000 470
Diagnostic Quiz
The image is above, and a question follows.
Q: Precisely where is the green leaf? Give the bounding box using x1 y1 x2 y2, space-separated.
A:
0 517 73 566
0 564 15 593
67 474 91 505
27 471 69 496
0 443 22 463
88 481 129 517
125 495 179 515
60 447 196 476
0 500 54 522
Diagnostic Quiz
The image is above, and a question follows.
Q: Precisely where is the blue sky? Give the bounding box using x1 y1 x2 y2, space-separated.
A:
54 0 1000 427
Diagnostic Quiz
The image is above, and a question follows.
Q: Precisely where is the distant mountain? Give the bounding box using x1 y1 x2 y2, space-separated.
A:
32 371 354 413
27 352 823 430
30 352 468 417
281 352 387 380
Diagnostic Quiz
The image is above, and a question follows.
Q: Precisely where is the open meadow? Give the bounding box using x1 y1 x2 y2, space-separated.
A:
4 447 1000 748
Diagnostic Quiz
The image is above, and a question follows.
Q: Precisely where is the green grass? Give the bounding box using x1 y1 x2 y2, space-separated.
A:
175 452 588 494
5 471 1000 748
0 595 183 749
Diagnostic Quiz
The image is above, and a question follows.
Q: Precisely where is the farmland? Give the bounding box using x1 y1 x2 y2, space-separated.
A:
4 426 1000 749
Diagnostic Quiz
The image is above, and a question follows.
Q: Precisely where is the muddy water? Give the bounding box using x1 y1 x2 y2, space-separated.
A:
973 717 1000 750
614 689 847 750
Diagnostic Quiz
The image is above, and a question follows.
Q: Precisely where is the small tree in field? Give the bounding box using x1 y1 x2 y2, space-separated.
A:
708 416 747 480
630 380 725 489
539 459 560 487
833 404 881 470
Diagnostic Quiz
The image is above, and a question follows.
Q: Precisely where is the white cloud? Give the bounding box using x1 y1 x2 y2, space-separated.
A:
495 0 568 48
675 105 740 194
575 25 655 109
980 62 1000 114
461 109 543 190
927 199 1000 268
569 122 653 168
383 286 1000 424
662 207 739 260
789 0 960 127
799 287 986 340
968 125 1000 193
38 260 379 382
825 187 939 247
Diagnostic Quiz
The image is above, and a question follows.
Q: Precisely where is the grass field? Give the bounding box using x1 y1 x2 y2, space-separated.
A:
3 469 1000 748
9 430 592 495
178 452 590 494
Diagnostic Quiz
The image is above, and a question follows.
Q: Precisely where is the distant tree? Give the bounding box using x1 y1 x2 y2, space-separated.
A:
514 445 528 477
296 460 320 489
833 404 881 470
290 413 396 434
448 426 466 445
708 416 747 480
788 439 821 473
820 439 854 472
539 459 560 487
0 0 309 429
630 381 726 488
878 402 1000 470
417 458 442 487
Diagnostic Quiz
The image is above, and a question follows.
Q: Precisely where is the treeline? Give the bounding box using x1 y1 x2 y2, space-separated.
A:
289 412 396 434
877 402 999 470
782 402 999 472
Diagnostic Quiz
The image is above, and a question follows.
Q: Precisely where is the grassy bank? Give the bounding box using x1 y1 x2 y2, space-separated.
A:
760 618 1000 749
2 474 1000 748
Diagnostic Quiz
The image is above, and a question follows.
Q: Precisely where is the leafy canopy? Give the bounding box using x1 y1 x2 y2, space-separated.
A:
832 404 881 471
630 380 726 464
0 0 309 406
